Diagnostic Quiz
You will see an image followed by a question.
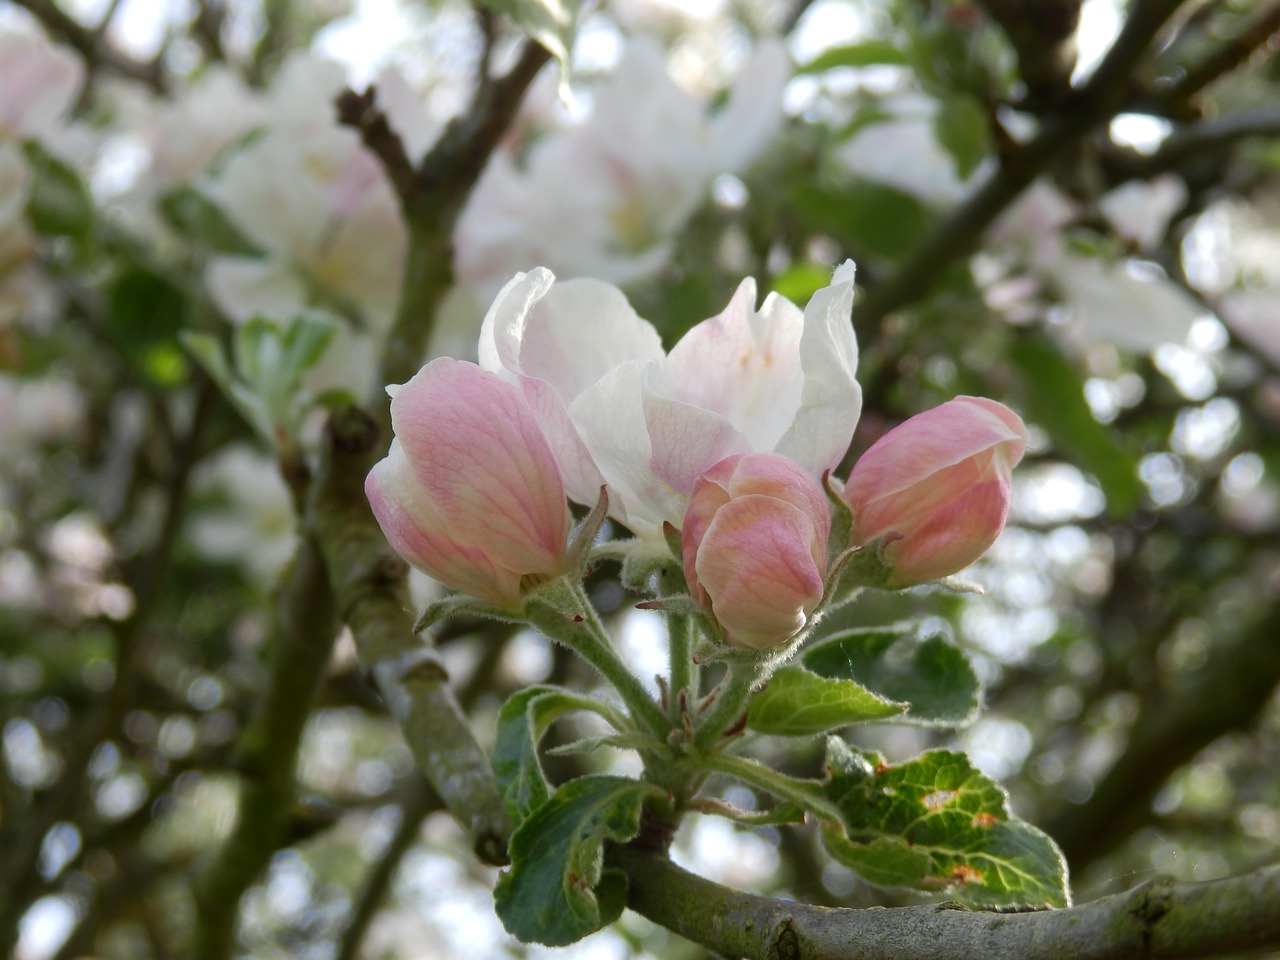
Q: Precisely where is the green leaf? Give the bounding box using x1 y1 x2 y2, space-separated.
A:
21 141 93 239
791 178 932 260
746 666 906 737
1009 334 1140 517
803 624 981 727
179 331 276 444
769 263 832 305
821 740 1070 908
798 41 909 74
934 93 991 181
477 0 583 97
492 686 622 825
158 186 258 254
494 775 660 945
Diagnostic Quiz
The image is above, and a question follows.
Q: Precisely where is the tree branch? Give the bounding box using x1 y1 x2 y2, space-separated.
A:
613 845 1280 960
7 0 165 91
1043 602 1280 873
191 532 340 960
339 40 551 395
1154 1 1280 110
308 406 513 866
1109 108 1280 182
858 0 1190 329
975 0 1081 107
336 777 438 960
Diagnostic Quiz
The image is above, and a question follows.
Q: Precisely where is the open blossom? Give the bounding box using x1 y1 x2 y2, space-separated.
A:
682 453 830 649
0 29 83 141
479 261 858 540
842 396 1027 587
455 37 790 302
365 358 571 607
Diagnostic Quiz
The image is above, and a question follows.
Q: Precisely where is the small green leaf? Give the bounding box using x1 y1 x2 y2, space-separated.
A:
158 186 258 254
769 263 832 305
494 775 660 945
477 0 584 97
746 666 906 737
798 41 909 74
179 331 275 444
804 624 981 727
791 178 933 260
492 686 622 825
1009 334 1140 517
22 141 93 238
821 740 1069 908
934 93 991 181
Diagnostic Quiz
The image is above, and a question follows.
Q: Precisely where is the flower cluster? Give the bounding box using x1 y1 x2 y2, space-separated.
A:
367 264 1027 649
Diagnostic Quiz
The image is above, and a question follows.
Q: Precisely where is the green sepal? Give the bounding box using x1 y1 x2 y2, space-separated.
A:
803 623 982 727
746 665 906 736
691 798 809 827
491 685 624 826
823 472 854 568
545 732 658 757
413 594 523 634
566 486 610 580
820 740 1070 908
494 775 663 946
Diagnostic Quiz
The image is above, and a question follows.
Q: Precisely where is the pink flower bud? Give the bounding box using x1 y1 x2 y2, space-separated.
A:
365 358 571 606
682 453 830 649
842 396 1027 587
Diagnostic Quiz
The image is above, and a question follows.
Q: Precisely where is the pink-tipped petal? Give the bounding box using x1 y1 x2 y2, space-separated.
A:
843 396 1027 586
367 358 570 606
682 452 831 649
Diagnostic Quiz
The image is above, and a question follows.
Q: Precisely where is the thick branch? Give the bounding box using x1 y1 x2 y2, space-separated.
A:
858 0 1189 329
340 40 551 395
191 533 340 960
1156 2 1280 108
613 845 1280 960
308 406 513 865
1044 604 1280 873
975 0 1081 106
1109 108 1280 181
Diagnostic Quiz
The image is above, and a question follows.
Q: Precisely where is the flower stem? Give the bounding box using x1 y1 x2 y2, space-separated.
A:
667 612 700 725
525 587 670 741
698 753 845 826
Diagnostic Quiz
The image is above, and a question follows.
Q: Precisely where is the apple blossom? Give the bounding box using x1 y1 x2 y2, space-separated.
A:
455 37 790 302
842 396 1027 587
479 260 858 540
365 358 571 607
0 29 83 141
837 91 974 207
682 453 831 649
986 181 1202 352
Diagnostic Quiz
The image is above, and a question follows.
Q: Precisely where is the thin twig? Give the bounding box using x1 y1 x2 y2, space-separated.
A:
8 0 165 91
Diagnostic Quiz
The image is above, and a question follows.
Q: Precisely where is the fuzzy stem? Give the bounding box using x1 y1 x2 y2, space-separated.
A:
667 613 700 725
698 753 845 826
524 586 671 741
